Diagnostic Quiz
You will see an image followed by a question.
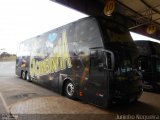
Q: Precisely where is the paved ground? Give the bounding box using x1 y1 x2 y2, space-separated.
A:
0 62 160 120
0 61 15 76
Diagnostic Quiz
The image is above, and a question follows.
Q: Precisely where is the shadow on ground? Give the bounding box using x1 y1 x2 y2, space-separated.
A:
108 101 160 114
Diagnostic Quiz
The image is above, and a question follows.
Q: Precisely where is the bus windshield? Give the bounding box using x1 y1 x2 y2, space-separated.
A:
97 18 139 74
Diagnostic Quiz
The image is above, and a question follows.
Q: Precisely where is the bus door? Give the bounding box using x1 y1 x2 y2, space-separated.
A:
84 49 114 107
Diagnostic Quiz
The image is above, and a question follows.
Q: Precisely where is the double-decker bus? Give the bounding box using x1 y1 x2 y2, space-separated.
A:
16 16 143 108
135 40 160 91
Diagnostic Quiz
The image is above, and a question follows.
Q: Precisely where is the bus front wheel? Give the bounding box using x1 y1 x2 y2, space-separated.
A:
65 81 75 99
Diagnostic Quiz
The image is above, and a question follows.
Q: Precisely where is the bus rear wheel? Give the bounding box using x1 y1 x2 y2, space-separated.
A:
21 71 26 80
25 72 30 81
65 81 75 99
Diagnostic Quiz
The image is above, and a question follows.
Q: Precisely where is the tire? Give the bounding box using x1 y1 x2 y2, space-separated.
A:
21 71 26 80
65 81 75 99
104 98 112 109
128 97 138 104
20 71 23 79
152 84 160 91
25 72 30 81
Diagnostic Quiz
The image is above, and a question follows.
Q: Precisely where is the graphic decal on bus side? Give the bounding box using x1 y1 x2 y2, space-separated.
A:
30 31 72 77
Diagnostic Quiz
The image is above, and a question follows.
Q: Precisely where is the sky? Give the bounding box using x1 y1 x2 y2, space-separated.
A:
0 0 159 54
130 32 160 44
0 0 87 54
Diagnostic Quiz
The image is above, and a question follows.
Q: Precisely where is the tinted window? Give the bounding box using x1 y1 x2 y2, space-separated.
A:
76 18 103 50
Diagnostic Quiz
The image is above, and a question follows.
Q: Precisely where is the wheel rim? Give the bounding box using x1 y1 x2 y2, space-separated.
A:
22 72 25 79
66 83 74 96
26 72 29 80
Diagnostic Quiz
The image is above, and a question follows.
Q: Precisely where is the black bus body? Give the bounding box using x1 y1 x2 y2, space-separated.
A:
16 17 143 108
135 40 160 91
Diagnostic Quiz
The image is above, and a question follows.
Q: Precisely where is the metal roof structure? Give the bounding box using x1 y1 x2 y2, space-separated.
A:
51 0 160 40
117 0 160 40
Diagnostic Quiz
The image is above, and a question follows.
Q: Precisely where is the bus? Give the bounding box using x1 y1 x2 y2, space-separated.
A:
16 16 143 108
135 40 160 91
